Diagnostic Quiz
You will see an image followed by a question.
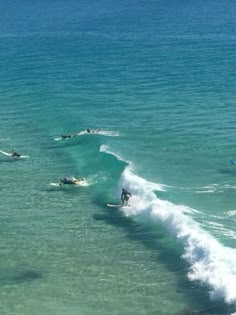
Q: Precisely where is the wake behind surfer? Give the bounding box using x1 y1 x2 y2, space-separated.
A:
121 188 132 206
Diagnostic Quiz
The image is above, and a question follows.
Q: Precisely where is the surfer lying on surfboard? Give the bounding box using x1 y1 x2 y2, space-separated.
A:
121 188 132 206
86 128 101 134
60 128 101 138
61 134 77 140
59 176 85 186
11 150 21 157
55 129 103 140
0 149 29 159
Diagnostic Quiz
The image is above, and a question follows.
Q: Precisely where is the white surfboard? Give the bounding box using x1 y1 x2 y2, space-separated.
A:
54 136 77 141
50 183 61 187
0 150 12 156
0 150 29 159
106 204 124 208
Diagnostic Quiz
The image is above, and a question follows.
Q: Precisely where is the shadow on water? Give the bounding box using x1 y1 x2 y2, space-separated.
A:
219 168 236 175
42 185 88 195
45 140 83 150
0 159 22 163
0 267 44 285
45 135 96 150
93 198 235 315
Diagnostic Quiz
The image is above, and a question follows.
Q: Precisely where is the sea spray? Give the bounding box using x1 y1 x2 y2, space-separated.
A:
100 144 129 163
119 166 236 306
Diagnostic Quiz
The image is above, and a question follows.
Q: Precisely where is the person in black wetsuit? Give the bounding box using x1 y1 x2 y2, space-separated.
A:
59 176 85 186
61 134 77 140
87 128 102 134
60 177 77 185
121 188 132 206
11 150 21 157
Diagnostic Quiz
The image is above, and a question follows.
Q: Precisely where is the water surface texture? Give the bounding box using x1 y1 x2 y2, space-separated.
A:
0 1 236 314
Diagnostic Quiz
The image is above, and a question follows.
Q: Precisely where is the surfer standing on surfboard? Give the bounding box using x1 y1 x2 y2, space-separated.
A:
121 188 132 206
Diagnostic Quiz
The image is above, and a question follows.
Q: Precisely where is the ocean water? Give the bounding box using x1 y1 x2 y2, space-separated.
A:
0 0 236 314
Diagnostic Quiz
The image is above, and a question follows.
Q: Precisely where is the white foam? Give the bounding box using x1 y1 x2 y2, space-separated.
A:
225 210 236 217
100 144 127 163
82 129 120 137
117 166 236 306
203 222 236 240
195 189 216 194
95 130 120 137
179 184 236 194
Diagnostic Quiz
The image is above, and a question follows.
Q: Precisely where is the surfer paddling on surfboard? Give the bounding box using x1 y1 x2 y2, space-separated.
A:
61 133 77 140
121 188 132 206
59 176 85 186
86 128 102 134
0 149 29 159
11 150 21 158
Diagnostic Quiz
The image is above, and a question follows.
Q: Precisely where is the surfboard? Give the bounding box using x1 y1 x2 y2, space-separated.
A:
0 150 12 156
230 160 236 164
54 137 76 141
106 204 124 208
54 135 78 141
0 150 29 159
54 131 87 141
50 180 88 187
50 183 62 187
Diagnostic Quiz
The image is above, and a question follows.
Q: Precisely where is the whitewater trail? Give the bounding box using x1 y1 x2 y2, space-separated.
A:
55 130 120 141
119 166 236 306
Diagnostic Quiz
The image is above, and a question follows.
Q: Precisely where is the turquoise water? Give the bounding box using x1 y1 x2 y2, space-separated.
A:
1 1 236 314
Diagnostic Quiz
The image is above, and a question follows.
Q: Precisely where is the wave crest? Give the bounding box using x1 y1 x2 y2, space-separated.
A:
118 167 236 305
100 147 236 307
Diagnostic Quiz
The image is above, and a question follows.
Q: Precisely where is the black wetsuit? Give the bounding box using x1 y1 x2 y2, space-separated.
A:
60 177 73 185
61 135 72 139
11 151 21 157
60 177 79 185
